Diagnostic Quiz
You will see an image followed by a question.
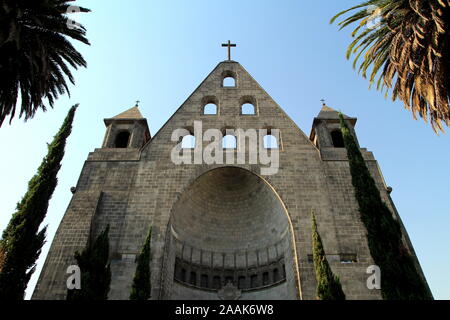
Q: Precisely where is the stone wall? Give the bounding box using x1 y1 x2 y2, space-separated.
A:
171 281 290 300
32 60 428 300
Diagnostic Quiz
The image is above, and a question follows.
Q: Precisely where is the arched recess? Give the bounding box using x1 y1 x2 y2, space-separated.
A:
222 70 237 87
240 96 257 115
330 130 345 148
115 131 131 148
202 96 219 115
160 166 301 300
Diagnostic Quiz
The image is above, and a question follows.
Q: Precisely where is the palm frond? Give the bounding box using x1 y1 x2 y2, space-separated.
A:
332 0 450 133
0 0 90 126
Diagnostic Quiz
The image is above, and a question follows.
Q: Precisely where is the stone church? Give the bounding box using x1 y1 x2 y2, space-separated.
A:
32 52 429 300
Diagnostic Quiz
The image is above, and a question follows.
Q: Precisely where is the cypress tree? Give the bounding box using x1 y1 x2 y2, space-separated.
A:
339 114 432 300
0 105 78 300
0 247 5 273
311 213 346 300
67 225 111 300
130 227 152 300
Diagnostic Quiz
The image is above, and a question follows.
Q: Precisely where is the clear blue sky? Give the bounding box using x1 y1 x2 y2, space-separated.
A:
0 0 448 299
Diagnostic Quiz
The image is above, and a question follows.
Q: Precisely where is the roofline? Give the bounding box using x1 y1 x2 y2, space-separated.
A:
312 117 357 125
139 61 229 151
140 60 319 152
104 118 149 126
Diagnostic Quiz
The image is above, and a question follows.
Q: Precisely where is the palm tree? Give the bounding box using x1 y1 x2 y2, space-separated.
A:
0 0 90 126
331 0 450 133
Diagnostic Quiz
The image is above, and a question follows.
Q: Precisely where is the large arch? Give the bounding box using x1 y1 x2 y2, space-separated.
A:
161 166 301 300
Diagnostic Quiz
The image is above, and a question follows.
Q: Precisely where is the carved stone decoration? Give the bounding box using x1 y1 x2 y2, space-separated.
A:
218 281 241 300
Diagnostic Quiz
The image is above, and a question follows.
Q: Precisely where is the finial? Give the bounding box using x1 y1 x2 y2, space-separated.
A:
135 100 140 107
320 99 326 106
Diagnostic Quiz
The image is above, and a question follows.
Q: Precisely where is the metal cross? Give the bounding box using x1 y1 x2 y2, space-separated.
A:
221 40 236 61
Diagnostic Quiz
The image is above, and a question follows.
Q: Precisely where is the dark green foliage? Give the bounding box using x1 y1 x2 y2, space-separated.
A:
0 105 78 300
311 213 346 300
130 227 152 300
339 114 433 300
67 226 111 300
0 0 90 126
0 247 5 273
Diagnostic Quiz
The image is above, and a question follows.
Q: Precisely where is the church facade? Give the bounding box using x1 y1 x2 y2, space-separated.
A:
32 59 429 300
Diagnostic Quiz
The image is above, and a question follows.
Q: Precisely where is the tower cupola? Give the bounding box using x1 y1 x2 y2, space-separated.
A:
310 103 358 149
102 105 151 149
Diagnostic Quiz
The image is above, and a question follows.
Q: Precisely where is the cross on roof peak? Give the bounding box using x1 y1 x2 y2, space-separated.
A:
221 40 236 61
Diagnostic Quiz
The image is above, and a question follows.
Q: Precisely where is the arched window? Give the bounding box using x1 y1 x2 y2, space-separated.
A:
213 276 221 289
115 131 130 148
263 272 269 286
201 274 209 288
238 276 246 289
250 274 258 288
241 103 255 115
203 103 217 115
222 70 237 87
182 134 196 149
190 271 197 286
263 135 278 149
223 134 237 149
331 130 345 148
273 268 280 282
223 77 236 87
174 263 182 280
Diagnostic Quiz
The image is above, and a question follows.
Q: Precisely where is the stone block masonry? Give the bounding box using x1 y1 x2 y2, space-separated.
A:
32 60 429 300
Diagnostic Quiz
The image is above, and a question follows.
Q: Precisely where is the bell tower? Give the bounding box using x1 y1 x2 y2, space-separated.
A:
310 103 359 150
102 105 151 149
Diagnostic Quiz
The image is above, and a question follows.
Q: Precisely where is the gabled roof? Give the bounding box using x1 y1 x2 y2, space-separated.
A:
314 104 357 125
104 106 147 126
140 60 318 152
317 104 352 121
309 104 357 140
112 106 144 119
